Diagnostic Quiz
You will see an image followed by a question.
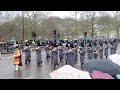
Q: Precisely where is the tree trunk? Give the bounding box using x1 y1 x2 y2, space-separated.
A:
117 28 119 38
91 18 94 38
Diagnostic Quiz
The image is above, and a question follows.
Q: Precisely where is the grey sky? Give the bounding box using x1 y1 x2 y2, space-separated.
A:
50 11 114 19
50 11 74 18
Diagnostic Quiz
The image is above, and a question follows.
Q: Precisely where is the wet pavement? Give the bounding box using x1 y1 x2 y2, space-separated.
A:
0 44 120 79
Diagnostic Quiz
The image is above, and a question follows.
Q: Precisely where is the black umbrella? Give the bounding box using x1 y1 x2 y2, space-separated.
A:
82 59 120 76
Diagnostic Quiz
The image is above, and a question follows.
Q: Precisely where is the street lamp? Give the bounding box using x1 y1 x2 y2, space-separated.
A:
53 30 57 45
22 11 24 41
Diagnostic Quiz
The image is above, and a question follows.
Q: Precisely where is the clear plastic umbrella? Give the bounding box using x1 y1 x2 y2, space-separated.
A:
49 65 91 79
108 54 120 66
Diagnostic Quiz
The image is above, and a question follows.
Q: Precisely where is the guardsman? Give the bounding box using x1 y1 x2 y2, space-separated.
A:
0 44 2 60
79 46 86 68
59 45 65 62
87 43 93 59
99 42 104 59
64 46 69 65
13 46 21 71
104 41 109 59
53 44 59 69
68 44 75 67
36 47 42 66
110 41 116 55
114 39 118 53
51 46 54 63
45 45 51 61
25 46 31 64
93 48 98 59
74 44 78 63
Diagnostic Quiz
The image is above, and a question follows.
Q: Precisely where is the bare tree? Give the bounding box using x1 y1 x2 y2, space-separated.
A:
98 11 114 38
111 11 120 38
82 11 98 38
69 11 80 38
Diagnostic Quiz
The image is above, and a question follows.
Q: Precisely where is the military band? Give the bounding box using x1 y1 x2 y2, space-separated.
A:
13 38 119 71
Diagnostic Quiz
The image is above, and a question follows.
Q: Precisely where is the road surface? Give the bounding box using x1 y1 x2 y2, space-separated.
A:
0 44 120 79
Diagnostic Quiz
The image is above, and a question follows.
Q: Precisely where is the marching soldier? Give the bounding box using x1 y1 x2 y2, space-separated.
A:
79 47 86 68
74 44 78 63
99 42 104 59
45 45 51 61
13 46 21 71
59 45 65 62
68 44 75 67
87 43 93 59
104 41 109 59
114 39 118 53
53 44 59 69
51 46 54 63
25 46 31 64
110 41 116 55
64 46 69 65
36 47 42 66
93 48 99 59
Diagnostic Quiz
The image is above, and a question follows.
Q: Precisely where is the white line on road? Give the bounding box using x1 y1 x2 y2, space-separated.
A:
75 63 80 65
24 77 33 79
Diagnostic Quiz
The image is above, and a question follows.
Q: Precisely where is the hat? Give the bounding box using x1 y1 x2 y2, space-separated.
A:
54 44 58 47
15 46 19 49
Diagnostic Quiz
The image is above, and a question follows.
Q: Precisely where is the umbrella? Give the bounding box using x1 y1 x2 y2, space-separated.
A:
108 54 120 66
91 70 114 79
49 65 91 79
116 74 120 79
82 59 120 76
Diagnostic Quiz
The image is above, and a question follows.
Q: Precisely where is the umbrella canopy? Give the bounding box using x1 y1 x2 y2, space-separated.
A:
116 74 120 79
91 70 114 79
82 59 120 76
49 65 91 79
108 54 120 66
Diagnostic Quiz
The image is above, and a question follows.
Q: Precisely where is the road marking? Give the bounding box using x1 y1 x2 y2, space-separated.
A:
24 77 33 79
75 63 80 65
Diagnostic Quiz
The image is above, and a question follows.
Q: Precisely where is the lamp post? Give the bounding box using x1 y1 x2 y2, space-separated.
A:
53 30 57 45
22 11 24 41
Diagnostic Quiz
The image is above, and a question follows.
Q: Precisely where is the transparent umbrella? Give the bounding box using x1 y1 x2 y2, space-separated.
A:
49 65 91 79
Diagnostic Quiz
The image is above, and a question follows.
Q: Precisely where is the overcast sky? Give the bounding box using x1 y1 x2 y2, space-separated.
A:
50 11 73 18
49 11 114 19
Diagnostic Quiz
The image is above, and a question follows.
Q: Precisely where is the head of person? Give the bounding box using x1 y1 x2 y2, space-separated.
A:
15 46 19 51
